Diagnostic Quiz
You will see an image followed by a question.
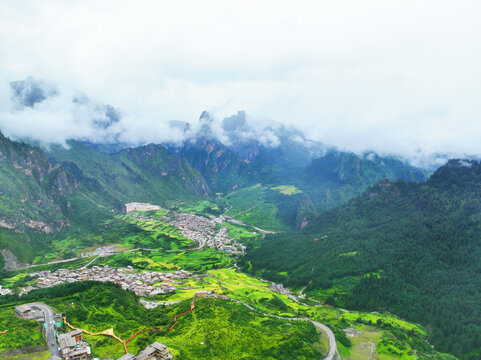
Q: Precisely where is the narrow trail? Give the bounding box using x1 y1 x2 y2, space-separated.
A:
123 300 196 353
78 191 109 210
168 301 196 331
0 330 7 334
63 317 124 343
80 255 99 269
64 300 196 355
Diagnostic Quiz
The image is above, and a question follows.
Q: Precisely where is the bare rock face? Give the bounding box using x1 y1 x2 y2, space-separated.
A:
1 249 28 270
0 132 75 234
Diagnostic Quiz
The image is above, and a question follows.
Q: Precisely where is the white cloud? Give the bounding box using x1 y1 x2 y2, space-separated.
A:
0 0 480 165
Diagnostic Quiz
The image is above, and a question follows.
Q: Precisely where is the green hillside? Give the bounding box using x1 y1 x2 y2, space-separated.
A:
300 151 428 212
50 140 210 205
0 132 76 234
242 159 481 359
0 135 214 263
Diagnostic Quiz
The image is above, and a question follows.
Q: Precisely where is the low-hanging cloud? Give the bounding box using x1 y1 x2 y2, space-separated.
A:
72 95 121 130
10 77 58 109
0 1 481 168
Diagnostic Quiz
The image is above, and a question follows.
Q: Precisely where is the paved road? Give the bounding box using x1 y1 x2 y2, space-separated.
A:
208 272 338 360
312 320 337 360
225 297 338 360
29 303 60 358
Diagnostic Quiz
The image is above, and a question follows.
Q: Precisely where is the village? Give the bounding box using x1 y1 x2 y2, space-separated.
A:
167 212 247 254
30 265 193 297
125 202 249 254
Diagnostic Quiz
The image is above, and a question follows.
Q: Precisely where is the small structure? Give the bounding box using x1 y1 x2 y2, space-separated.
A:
124 202 160 213
0 285 13 296
14 304 33 319
136 342 173 360
194 290 211 298
19 286 37 296
58 330 91 360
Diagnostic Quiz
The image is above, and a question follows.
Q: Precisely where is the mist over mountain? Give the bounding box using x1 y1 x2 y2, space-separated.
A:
10 77 58 109
0 76 475 170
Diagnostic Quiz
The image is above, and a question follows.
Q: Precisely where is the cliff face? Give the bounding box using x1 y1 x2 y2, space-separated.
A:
169 138 254 192
119 143 210 198
48 140 211 206
0 132 77 233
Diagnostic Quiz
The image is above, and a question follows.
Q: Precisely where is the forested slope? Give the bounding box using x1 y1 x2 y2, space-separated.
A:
243 159 481 359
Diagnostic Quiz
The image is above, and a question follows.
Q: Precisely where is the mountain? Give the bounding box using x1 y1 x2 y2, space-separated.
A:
165 111 428 230
166 112 256 192
301 150 428 211
242 159 481 359
0 134 212 262
0 111 430 261
168 137 254 193
222 112 325 183
0 132 76 234
50 140 210 205
0 132 99 260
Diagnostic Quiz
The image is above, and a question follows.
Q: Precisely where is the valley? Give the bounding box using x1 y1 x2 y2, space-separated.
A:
1 201 456 360
0 125 470 360
1 3 479 359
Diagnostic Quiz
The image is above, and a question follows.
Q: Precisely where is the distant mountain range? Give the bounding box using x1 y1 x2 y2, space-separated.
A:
0 111 429 254
2 111 478 359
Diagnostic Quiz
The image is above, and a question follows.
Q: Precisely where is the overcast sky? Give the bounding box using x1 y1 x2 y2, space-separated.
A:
0 0 480 165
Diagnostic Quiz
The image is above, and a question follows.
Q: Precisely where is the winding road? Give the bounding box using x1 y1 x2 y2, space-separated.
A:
27 303 59 358
312 320 337 360
212 272 338 359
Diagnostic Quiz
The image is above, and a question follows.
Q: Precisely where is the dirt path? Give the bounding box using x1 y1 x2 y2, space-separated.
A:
64 300 196 354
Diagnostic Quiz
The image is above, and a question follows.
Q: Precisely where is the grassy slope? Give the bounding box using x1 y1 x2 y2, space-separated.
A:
0 308 47 358
0 282 324 360
224 184 304 231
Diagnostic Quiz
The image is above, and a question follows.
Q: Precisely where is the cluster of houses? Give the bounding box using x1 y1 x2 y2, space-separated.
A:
14 304 174 360
168 213 245 254
194 290 229 300
31 266 193 297
56 329 91 360
13 305 91 360
55 331 173 360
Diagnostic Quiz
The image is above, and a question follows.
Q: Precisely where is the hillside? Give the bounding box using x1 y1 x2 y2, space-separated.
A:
300 150 428 211
0 132 76 234
0 135 213 262
242 159 481 359
50 140 210 205
0 133 92 260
